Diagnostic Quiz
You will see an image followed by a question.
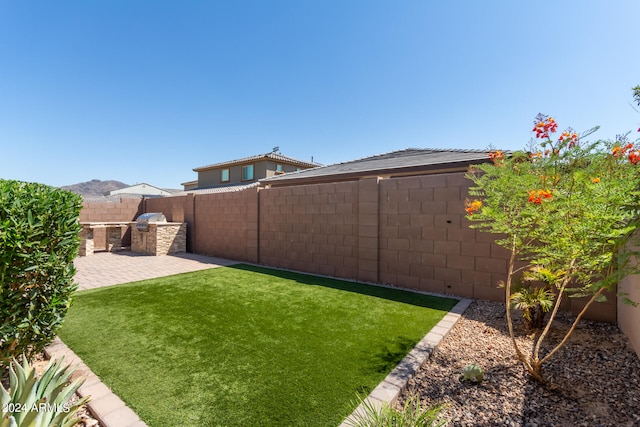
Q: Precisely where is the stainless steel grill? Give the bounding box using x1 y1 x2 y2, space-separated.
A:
135 212 167 232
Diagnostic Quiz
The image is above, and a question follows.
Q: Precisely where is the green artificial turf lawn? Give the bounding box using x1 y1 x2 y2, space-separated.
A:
58 264 457 427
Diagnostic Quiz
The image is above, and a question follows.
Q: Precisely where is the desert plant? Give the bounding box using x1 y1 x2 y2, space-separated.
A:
0 180 82 369
1 355 89 427
460 363 484 383
510 286 554 331
345 394 446 427
465 111 640 383
510 276 555 331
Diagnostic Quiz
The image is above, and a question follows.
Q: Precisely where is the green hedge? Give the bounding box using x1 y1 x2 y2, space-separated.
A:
0 180 82 368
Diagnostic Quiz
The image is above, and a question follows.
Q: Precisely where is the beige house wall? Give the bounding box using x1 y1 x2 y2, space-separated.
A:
618 237 640 357
197 160 300 188
619 274 640 357
198 162 263 187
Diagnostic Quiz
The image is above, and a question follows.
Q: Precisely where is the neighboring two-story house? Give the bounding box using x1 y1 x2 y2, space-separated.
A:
182 152 318 191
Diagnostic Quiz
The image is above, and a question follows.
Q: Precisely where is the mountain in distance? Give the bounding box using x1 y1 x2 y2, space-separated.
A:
61 179 129 197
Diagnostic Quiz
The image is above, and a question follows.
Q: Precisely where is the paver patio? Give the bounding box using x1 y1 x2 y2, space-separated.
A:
74 251 239 290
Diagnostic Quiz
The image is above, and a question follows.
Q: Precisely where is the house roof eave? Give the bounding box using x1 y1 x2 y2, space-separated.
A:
259 160 488 188
193 152 319 172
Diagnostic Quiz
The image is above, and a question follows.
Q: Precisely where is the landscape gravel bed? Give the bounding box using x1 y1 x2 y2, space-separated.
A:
399 300 640 426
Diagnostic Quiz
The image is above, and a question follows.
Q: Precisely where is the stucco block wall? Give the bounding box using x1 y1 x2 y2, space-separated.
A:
80 172 624 323
144 195 195 252
378 173 507 301
80 198 143 248
142 196 187 223
80 198 143 222
259 181 360 279
190 191 258 262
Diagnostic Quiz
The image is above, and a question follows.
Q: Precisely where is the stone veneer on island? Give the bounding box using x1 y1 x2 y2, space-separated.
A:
131 222 187 256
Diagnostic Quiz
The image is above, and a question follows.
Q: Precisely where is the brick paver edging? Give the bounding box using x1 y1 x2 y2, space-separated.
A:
45 337 147 427
339 297 473 426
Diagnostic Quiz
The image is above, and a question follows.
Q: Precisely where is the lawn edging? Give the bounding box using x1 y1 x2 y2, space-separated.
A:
45 337 147 427
339 297 473 426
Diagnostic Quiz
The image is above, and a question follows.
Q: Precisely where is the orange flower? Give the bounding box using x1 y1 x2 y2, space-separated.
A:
533 114 558 139
558 129 579 147
465 199 483 215
613 142 635 158
591 177 601 184
488 150 504 165
528 189 553 204
629 151 640 165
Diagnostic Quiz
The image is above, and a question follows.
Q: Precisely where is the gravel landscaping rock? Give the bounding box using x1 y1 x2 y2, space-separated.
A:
399 300 640 426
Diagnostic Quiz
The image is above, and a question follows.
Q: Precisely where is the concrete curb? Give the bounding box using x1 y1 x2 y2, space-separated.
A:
45 337 147 427
339 297 473 426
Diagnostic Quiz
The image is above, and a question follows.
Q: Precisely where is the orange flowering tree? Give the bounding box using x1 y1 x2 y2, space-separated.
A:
465 113 640 383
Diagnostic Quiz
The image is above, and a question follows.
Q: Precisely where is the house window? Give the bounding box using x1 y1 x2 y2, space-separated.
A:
242 165 254 181
276 164 283 173
221 168 230 182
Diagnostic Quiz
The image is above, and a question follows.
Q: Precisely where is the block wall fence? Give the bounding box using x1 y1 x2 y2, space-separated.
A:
81 172 640 337
80 197 144 249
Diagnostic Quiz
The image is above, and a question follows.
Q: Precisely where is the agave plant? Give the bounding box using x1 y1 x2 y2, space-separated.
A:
344 393 446 427
1 356 89 427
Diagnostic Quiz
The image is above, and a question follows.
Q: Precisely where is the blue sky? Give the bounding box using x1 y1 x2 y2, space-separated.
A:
1 1 638 189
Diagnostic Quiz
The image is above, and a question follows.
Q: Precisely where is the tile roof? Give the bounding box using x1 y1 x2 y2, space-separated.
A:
260 148 491 184
82 194 143 203
193 152 319 172
169 182 260 196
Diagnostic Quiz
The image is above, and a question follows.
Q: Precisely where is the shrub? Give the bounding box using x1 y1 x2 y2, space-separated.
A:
1 355 89 427
0 180 82 369
345 394 447 427
465 114 640 383
509 269 556 331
